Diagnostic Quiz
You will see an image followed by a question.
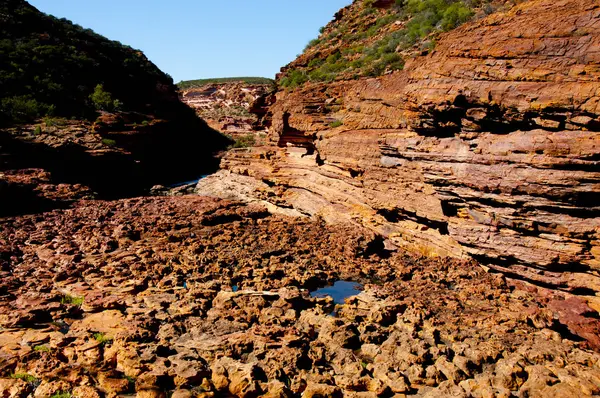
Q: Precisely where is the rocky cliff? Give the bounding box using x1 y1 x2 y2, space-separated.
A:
179 80 274 137
198 0 600 303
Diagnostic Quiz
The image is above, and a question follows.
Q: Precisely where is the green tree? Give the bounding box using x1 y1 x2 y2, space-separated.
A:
89 84 121 112
441 3 474 31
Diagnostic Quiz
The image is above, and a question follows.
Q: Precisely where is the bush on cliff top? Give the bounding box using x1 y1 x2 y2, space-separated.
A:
0 0 179 125
280 0 487 88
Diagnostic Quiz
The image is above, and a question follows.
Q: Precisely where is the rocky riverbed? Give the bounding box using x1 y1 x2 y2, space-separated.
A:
1 195 600 397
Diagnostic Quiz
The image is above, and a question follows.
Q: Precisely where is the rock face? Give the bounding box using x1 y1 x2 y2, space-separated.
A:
0 168 95 217
199 0 600 301
181 82 273 137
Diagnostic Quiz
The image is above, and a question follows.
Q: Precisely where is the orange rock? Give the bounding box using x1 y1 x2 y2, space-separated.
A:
204 0 600 299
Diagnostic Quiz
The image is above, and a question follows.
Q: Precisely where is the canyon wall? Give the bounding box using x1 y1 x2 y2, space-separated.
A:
198 0 600 301
180 82 273 136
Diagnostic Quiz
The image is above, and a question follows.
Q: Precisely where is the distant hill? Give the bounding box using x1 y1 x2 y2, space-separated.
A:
178 77 275 90
0 0 183 124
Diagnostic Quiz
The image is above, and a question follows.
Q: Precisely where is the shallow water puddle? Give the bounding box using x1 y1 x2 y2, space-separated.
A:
310 280 363 304
168 174 209 188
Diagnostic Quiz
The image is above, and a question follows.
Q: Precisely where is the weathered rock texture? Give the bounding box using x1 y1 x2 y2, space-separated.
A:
198 0 600 301
2 195 600 397
181 82 273 137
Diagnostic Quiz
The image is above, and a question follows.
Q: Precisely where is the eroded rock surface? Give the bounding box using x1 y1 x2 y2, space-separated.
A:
1 196 600 397
198 0 600 301
181 82 273 138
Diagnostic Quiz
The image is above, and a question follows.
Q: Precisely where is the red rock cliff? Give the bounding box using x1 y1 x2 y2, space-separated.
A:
198 0 600 303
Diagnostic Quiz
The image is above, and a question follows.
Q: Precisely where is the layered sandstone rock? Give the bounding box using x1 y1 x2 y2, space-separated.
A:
198 0 600 299
181 82 273 137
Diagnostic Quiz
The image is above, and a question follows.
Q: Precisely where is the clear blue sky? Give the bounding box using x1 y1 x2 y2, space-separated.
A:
27 0 351 82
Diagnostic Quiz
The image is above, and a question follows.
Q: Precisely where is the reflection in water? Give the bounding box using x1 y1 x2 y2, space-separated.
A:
310 280 363 304
168 174 210 188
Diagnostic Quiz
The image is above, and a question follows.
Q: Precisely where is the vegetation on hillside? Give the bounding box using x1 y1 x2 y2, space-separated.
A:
0 0 180 125
280 0 506 88
178 77 275 90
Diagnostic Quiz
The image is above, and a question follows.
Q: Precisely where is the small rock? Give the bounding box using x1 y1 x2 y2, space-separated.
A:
34 381 71 398
0 378 30 398
72 386 101 398
302 383 342 398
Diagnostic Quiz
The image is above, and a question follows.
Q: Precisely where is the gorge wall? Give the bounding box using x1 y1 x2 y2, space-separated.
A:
180 81 273 137
198 0 600 302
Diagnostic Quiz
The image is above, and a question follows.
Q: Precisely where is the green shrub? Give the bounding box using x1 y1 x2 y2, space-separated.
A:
230 134 256 149
43 117 56 126
50 392 71 398
305 38 321 51
279 70 308 88
326 52 342 64
441 2 474 30
308 69 326 82
381 52 405 72
308 58 325 68
10 374 38 383
101 138 117 147
90 84 122 112
33 345 51 352
93 332 113 344
360 7 377 16
43 116 67 127
0 96 52 123
329 120 343 128
33 125 42 135
61 295 84 306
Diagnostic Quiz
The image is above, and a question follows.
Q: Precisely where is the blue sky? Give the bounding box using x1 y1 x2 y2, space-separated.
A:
27 0 352 82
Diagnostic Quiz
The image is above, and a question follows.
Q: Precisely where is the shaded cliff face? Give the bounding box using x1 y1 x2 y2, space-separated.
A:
199 0 600 301
0 110 230 216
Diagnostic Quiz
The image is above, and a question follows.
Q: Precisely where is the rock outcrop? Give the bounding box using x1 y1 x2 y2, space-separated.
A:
181 82 273 137
198 0 600 301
